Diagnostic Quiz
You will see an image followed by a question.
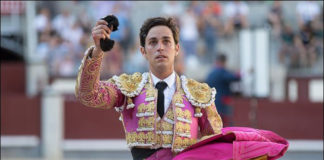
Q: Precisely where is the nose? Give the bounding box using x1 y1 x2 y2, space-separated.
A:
157 41 164 51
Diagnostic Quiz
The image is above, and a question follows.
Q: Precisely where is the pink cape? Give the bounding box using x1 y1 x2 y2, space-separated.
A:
173 127 289 160
147 127 289 160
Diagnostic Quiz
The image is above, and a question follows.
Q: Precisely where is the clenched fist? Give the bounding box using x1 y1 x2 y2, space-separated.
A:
91 20 113 57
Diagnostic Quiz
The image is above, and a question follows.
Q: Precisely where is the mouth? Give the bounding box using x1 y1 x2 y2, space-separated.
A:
155 55 167 60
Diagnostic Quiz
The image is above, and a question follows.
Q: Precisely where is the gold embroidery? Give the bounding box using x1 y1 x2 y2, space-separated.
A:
145 87 156 98
146 131 155 143
156 134 161 144
126 131 157 145
173 137 182 148
161 121 173 131
138 132 145 143
199 134 217 142
119 72 142 93
129 132 137 143
203 104 223 135
183 138 189 147
137 103 145 113
179 88 185 95
173 136 196 151
146 102 155 113
143 132 148 142
138 117 155 129
175 122 191 136
147 117 155 128
156 121 161 131
165 109 174 121
76 47 120 109
138 117 146 128
195 107 202 115
183 110 191 120
186 78 212 103
184 124 191 134
175 122 184 133
191 138 197 145
102 85 118 109
107 78 115 84
162 134 172 144
183 138 196 148
175 108 184 118
174 92 183 103
127 97 135 109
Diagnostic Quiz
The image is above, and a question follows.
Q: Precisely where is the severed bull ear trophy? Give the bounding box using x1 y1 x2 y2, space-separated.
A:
100 15 119 52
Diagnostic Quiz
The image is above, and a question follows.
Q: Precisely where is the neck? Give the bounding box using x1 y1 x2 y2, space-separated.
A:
216 62 225 68
150 67 174 80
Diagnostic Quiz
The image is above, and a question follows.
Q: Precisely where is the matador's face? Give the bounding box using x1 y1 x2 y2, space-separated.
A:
140 25 179 73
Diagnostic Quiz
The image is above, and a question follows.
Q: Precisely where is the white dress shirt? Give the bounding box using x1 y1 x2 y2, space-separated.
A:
151 71 176 113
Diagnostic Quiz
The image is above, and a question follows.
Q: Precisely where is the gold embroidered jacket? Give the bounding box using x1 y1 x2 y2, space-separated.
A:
75 46 223 153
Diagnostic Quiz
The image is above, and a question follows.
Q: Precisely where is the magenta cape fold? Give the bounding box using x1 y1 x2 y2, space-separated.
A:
173 127 289 160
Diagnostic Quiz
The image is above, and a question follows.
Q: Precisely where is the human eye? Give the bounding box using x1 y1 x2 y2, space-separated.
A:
163 39 171 45
149 40 157 45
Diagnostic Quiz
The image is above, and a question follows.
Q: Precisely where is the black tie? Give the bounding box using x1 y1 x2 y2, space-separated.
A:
155 81 168 118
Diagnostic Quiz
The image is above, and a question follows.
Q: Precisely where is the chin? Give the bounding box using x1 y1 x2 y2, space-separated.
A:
154 63 169 70
155 63 167 68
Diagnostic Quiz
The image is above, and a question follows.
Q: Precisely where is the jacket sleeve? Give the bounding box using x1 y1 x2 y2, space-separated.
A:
198 102 223 136
223 70 241 82
75 46 125 109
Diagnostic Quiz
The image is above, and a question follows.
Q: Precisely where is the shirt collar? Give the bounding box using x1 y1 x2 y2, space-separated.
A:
151 71 176 89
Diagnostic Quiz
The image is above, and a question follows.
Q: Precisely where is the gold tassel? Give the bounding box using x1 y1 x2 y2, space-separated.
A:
126 97 135 109
194 107 202 117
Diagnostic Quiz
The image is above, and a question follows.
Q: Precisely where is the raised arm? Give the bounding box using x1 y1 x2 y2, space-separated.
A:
75 20 125 109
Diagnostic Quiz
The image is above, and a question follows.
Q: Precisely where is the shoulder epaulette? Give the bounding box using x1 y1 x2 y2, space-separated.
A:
180 75 216 108
112 72 149 97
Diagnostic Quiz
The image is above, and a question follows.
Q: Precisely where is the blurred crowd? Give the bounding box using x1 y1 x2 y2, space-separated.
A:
34 1 323 79
267 1 323 69
35 1 134 78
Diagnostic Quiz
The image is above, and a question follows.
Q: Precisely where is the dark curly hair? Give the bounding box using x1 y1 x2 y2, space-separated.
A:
139 17 179 47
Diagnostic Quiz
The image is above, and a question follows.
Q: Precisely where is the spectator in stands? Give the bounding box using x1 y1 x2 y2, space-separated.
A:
278 23 299 68
296 1 321 31
161 1 184 18
199 1 223 63
77 7 94 32
224 1 249 36
72 28 92 75
61 20 84 47
266 1 283 37
51 7 75 38
123 40 148 74
57 54 76 77
89 1 116 21
189 1 204 16
110 2 134 55
35 7 52 33
179 2 200 59
36 31 51 63
46 30 69 76
310 6 323 64
294 23 318 68
161 1 184 29
205 53 241 127
174 49 185 75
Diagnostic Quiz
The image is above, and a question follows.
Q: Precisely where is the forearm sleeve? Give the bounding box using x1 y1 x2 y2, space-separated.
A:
198 103 223 136
75 46 125 109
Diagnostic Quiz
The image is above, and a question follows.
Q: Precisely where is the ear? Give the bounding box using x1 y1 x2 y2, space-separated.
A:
175 44 180 56
140 46 148 60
